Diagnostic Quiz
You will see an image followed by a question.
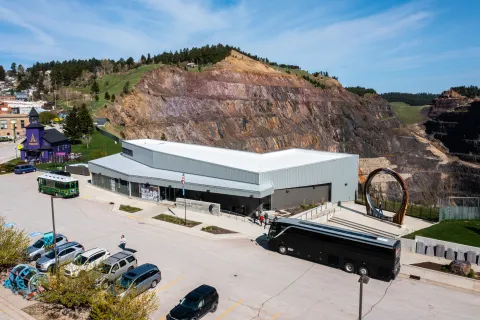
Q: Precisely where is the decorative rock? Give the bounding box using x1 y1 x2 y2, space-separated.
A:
416 242 425 255
456 251 465 261
449 260 471 277
426 246 434 257
446 248 455 260
466 251 477 264
435 245 446 258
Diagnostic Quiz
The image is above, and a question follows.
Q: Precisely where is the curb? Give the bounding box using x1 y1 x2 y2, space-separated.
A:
0 295 36 320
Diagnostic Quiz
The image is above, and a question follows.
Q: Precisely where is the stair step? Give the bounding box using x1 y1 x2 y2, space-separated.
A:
329 217 398 238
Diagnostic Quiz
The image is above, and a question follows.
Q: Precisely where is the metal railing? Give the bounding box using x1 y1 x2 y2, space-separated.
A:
296 206 337 221
220 209 247 222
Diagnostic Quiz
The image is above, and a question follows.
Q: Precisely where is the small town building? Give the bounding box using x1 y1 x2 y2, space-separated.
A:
89 139 359 215
20 108 71 163
0 113 29 139
94 118 108 127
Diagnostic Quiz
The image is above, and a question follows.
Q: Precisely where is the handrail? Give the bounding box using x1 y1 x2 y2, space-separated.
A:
220 209 247 222
297 207 337 221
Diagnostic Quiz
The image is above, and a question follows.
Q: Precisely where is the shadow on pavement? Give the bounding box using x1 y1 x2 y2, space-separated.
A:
253 234 269 250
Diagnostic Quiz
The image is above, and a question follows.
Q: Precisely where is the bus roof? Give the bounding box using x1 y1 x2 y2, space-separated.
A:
274 218 398 248
38 173 78 183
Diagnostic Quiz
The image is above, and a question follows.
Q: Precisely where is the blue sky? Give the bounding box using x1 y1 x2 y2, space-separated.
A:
0 0 479 93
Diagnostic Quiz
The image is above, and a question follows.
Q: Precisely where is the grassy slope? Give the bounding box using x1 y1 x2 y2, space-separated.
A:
390 102 427 124
71 130 122 160
403 220 480 247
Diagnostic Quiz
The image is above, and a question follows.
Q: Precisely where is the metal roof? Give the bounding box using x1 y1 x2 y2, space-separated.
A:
125 139 353 173
89 154 274 197
38 173 78 183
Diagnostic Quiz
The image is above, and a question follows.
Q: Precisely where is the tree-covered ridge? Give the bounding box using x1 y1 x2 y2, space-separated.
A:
345 86 377 97
450 86 479 98
380 92 438 106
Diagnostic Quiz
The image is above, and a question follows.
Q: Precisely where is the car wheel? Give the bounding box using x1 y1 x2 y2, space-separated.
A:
211 302 218 313
151 280 158 288
358 267 368 276
344 262 354 273
127 266 134 271
278 245 287 255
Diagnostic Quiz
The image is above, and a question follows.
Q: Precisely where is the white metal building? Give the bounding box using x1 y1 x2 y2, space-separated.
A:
88 139 359 214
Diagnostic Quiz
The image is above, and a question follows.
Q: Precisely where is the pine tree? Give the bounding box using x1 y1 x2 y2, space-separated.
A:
0 66 5 81
91 80 100 94
104 91 110 100
77 103 94 135
10 62 16 74
140 55 146 64
126 57 134 66
63 107 82 141
123 81 130 94
95 94 99 102
111 94 116 102
147 53 152 64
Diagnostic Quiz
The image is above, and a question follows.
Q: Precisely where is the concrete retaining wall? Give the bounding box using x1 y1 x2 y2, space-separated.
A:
176 198 220 216
401 238 417 253
401 265 480 292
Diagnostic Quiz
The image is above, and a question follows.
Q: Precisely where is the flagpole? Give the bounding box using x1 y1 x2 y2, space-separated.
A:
182 173 186 225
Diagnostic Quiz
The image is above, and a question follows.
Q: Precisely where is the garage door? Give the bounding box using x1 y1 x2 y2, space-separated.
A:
271 184 331 210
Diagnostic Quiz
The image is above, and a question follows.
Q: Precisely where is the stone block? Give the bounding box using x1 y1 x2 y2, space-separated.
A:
456 251 465 261
426 246 434 257
416 242 425 255
435 245 445 258
449 260 471 277
446 248 455 260
466 251 477 264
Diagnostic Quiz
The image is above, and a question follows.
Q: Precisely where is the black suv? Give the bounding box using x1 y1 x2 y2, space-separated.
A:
167 285 219 320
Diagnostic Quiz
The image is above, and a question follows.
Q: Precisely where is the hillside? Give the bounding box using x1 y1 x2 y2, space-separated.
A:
389 102 427 124
104 51 480 202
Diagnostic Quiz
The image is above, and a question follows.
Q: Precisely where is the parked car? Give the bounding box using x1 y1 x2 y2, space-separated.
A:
96 251 137 288
36 242 84 273
49 170 71 177
26 233 68 261
109 263 161 298
14 164 36 174
167 285 219 320
64 247 110 277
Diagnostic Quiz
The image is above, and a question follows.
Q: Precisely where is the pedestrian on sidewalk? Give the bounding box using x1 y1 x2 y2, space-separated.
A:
120 235 126 250
264 212 269 229
259 214 264 227
253 210 258 224
378 202 384 215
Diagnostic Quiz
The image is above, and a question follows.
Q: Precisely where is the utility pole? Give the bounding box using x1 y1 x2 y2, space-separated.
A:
50 196 59 273
358 275 370 320
182 173 186 225
13 123 16 143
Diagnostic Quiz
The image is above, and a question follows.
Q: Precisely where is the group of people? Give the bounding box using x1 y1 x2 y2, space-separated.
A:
252 210 269 229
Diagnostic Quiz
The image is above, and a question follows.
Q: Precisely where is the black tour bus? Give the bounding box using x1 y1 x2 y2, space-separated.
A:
267 218 401 281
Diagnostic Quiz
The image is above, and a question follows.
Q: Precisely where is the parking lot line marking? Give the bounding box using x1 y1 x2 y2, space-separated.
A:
82 196 90 199
127 214 141 220
159 315 166 320
271 312 280 320
216 300 243 320
156 275 184 293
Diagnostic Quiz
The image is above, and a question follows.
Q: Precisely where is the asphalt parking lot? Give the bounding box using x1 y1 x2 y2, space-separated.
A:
1 172 479 320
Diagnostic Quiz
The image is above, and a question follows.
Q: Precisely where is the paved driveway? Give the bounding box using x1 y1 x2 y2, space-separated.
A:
0 142 18 164
0 173 479 320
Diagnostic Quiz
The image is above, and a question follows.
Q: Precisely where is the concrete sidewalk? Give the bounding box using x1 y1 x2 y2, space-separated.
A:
0 289 35 320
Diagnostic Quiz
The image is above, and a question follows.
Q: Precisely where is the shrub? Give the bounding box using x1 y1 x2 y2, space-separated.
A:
467 269 476 279
153 214 201 227
90 290 158 320
0 216 30 270
119 205 142 213
90 150 105 160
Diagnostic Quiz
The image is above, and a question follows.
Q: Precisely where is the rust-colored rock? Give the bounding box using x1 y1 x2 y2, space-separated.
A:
449 260 471 276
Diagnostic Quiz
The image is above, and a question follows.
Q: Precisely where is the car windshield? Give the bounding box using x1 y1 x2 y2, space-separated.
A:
118 276 133 289
73 255 88 266
45 250 55 259
100 263 111 274
180 297 199 310
32 239 44 249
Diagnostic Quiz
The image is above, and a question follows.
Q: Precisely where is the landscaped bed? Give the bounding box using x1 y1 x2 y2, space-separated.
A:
402 220 480 247
119 204 142 213
201 226 236 235
23 302 90 320
153 214 201 227
411 262 479 279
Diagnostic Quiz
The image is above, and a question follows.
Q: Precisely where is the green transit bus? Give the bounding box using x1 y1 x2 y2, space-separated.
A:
267 218 401 281
37 173 79 198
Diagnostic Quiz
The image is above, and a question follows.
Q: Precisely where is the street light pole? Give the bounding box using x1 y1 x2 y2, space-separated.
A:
50 196 58 273
358 275 370 320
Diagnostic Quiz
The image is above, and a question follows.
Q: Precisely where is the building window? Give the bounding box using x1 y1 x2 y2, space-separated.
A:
0 120 6 129
10 120 16 128
20 120 25 128
122 147 133 156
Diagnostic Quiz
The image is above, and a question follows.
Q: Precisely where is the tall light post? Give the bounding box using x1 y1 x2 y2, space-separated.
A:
358 275 370 320
50 195 61 273
182 173 186 225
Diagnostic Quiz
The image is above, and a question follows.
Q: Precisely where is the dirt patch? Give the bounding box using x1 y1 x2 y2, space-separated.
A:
23 303 90 320
201 226 236 235
411 262 480 279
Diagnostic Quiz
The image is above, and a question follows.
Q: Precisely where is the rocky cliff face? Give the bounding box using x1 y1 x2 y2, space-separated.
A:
106 53 480 202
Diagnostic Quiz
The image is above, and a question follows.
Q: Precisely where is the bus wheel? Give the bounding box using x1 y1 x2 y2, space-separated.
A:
358 267 368 276
344 262 354 273
278 246 287 255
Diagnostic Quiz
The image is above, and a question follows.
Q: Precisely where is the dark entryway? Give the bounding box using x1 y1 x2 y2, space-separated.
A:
271 184 331 210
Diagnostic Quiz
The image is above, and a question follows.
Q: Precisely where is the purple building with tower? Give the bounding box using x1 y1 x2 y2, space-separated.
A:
20 108 71 163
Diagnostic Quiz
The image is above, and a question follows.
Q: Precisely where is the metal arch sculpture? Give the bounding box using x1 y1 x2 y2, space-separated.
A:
363 168 409 225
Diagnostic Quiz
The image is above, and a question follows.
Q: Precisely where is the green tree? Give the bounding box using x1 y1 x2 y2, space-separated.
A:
111 94 116 102
161 133 167 141
0 66 5 81
0 216 30 270
10 62 16 74
104 91 110 100
78 103 94 135
146 53 152 64
123 81 130 94
140 55 146 64
39 111 57 124
95 94 99 102
126 57 134 66
63 107 82 141
91 80 100 94
17 64 25 74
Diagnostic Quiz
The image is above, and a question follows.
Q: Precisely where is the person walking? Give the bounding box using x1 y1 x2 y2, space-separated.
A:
259 213 264 227
253 210 258 225
378 202 384 215
120 235 126 250
264 212 269 229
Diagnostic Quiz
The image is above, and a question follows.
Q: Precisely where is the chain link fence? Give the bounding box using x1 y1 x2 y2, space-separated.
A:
439 197 480 221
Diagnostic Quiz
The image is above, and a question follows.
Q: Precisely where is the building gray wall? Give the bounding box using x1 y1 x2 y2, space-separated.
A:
271 184 331 210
